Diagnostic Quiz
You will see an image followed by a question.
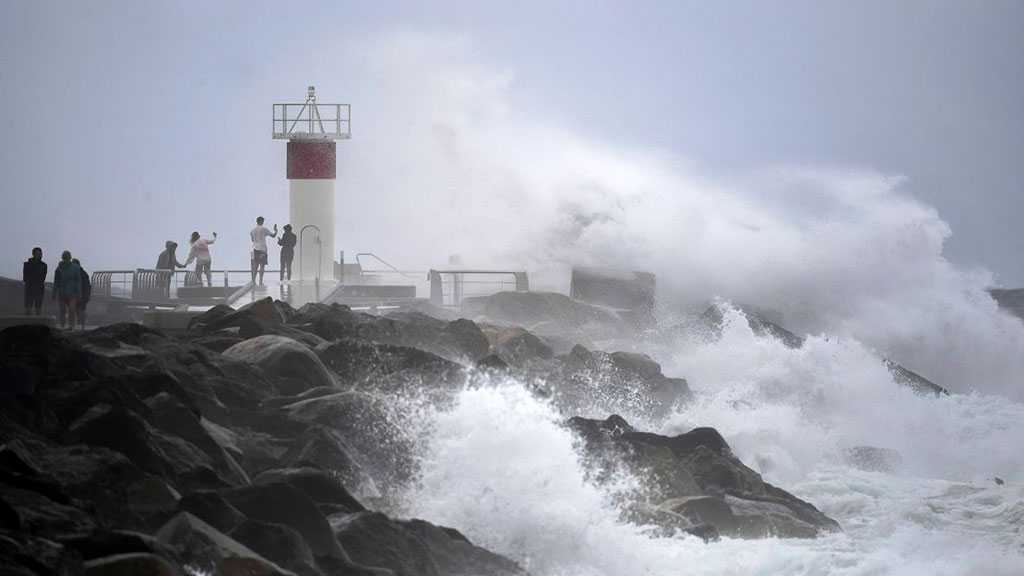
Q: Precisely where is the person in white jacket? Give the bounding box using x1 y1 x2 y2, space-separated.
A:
185 231 217 287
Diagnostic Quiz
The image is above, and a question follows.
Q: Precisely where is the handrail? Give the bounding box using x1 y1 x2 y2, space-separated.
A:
355 253 418 279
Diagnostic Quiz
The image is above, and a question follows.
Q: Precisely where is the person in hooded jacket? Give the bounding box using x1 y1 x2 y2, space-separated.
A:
53 251 82 329
156 241 186 270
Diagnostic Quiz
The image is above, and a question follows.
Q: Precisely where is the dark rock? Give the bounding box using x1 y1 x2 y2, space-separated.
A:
331 511 526 576
223 336 336 394
62 530 173 562
461 291 628 338
439 319 490 360
252 468 365 514
315 339 463 393
68 403 223 490
568 415 840 539
282 426 379 501
82 552 179 576
284 392 416 492
221 483 346 559
2 439 179 531
155 512 293 576
229 519 319 576
551 345 691 418
0 532 83 576
189 334 246 354
475 353 509 371
178 491 247 534
882 359 948 396
145 392 249 486
1 486 96 539
487 326 553 367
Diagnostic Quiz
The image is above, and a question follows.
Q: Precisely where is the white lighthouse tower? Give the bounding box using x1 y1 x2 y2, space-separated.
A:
273 87 350 281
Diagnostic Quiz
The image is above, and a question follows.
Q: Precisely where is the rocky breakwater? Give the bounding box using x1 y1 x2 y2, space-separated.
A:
0 296 841 575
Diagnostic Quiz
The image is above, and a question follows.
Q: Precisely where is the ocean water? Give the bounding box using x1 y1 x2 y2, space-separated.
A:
336 32 1024 574
400 306 1024 575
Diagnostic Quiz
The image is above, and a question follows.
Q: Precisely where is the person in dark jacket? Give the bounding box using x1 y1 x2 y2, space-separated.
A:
22 247 47 315
53 251 82 330
278 224 297 281
156 241 186 270
72 259 91 330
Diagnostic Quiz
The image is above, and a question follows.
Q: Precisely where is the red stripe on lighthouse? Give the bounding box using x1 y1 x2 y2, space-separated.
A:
287 141 336 179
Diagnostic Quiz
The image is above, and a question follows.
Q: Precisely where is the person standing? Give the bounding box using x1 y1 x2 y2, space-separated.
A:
277 224 297 281
249 216 277 286
53 251 82 330
156 241 186 270
72 259 91 330
185 231 217 287
22 247 47 316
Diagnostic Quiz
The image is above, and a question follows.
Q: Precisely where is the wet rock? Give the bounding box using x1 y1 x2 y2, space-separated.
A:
155 512 293 576
252 468 364 515
844 446 903 473
145 392 249 486
568 415 840 539
82 552 179 576
68 403 223 490
220 483 346 559
330 511 527 576
223 335 337 394
229 519 318 576
487 326 554 367
882 359 948 396
284 392 416 491
177 491 247 534
282 426 379 501
551 345 691 418
61 529 173 562
315 339 463 393
0 532 82 576
2 439 179 531
439 318 490 361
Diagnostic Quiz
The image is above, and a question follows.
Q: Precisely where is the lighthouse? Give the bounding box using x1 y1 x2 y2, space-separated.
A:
273 86 350 281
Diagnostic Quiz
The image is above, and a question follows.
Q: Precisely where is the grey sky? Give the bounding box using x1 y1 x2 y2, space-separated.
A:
1 0 1022 283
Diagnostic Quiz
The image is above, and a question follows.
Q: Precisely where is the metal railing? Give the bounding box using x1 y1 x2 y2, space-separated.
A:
91 269 277 302
272 103 350 140
428 270 529 308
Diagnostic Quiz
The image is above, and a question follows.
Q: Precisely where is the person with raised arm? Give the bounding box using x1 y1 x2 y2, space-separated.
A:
185 231 217 287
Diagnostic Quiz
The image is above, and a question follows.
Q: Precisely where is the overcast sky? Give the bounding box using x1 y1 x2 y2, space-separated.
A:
1 0 1022 284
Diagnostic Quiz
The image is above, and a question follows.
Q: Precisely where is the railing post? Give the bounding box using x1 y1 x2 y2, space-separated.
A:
429 270 442 306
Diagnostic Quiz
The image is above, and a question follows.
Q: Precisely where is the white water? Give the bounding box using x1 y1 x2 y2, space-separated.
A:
331 32 1024 574
400 307 1024 575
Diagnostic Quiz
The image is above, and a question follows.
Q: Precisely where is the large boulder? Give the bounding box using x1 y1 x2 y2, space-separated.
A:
549 345 691 419
228 519 318 576
330 511 526 576
284 392 416 493
155 512 294 576
252 468 365 515
315 339 463 394
568 415 840 539
282 426 380 502
461 291 628 339
486 326 554 368
220 483 346 559
67 404 225 491
1 438 179 532
224 336 337 395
